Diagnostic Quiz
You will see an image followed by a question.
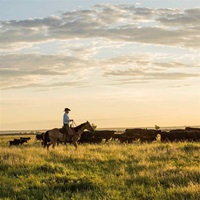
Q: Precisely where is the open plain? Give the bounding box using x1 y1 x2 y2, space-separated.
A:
0 134 200 200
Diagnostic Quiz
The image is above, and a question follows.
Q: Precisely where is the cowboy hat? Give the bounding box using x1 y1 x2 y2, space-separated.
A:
64 108 71 111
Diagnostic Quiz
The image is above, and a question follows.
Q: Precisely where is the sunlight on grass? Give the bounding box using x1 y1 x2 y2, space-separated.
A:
0 135 200 199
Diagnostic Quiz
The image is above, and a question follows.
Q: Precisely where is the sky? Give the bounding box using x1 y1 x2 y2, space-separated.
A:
0 0 200 130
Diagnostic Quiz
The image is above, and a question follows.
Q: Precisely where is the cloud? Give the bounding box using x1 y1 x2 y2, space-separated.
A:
1 81 85 90
0 53 92 89
158 8 200 26
104 68 199 80
1 51 199 90
1 4 200 90
1 5 200 50
0 53 89 75
102 55 200 84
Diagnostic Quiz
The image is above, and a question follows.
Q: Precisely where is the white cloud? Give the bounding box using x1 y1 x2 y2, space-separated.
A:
0 4 199 90
1 52 199 90
158 8 200 26
104 68 199 80
0 54 91 89
1 5 200 49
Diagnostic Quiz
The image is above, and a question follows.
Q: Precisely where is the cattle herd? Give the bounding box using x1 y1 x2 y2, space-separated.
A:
79 127 200 143
34 126 200 145
7 137 31 146
6 127 200 146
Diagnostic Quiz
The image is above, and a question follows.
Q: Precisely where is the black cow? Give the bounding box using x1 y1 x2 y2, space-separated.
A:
20 137 31 142
14 138 28 145
118 136 135 143
122 128 160 143
112 133 124 140
79 137 102 144
92 130 116 142
80 130 115 143
8 140 18 146
186 130 200 141
8 139 21 146
160 129 200 142
35 133 44 141
8 137 30 146
185 127 200 131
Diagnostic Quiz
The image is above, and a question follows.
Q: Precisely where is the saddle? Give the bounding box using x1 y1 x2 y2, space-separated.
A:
59 126 75 134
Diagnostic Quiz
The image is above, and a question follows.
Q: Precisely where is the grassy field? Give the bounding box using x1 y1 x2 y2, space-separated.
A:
0 135 200 200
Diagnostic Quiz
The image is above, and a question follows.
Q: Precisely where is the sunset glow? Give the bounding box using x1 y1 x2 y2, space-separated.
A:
0 0 200 130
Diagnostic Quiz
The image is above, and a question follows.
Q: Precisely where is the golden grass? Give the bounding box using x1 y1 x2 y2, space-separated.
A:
0 135 200 199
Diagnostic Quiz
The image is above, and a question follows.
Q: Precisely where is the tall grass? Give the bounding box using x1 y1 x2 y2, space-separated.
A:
0 135 200 200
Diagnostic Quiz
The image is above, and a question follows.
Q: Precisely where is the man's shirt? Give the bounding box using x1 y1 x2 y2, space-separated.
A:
63 113 69 125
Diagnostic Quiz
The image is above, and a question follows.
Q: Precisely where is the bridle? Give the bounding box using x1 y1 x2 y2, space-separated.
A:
72 121 93 137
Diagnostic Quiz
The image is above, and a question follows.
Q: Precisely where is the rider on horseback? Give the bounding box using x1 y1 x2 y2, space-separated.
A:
63 108 74 136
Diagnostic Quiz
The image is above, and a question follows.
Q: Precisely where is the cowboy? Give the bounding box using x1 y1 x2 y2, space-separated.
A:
63 108 74 136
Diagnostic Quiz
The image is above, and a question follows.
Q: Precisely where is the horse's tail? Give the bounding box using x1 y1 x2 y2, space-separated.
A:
43 131 49 148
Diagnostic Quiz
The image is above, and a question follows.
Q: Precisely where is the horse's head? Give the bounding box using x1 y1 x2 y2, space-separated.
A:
85 121 95 132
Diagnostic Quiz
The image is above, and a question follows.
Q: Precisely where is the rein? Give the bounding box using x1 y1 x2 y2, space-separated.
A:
73 122 87 137
75 126 85 137
71 120 77 127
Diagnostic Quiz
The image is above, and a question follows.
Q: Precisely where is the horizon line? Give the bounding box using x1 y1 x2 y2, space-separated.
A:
1 124 200 132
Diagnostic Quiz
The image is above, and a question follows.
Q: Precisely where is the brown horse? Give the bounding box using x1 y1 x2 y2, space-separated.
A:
43 121 94 150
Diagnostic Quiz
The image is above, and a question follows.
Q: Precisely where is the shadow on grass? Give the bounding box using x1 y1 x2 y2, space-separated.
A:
0 174 100 200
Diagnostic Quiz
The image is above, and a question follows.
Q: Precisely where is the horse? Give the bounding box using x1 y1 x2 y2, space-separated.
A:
43 121 94 150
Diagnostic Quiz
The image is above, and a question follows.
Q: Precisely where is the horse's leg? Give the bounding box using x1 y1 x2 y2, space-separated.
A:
52 141 57 149
72 136 78 150
72 140 78 150
66 135 69 143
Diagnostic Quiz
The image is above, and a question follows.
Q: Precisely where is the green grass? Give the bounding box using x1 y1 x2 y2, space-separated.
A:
0 135 200 200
